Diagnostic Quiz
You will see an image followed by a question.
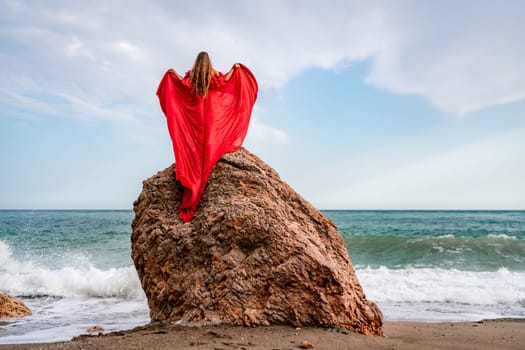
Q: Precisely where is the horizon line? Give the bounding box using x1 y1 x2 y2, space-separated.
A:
0 208 524 212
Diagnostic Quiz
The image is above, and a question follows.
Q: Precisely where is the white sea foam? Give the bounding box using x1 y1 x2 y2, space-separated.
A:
0 240 10 266
0 240 144 298
0 240 149 344
358 266 525 304
0 297 149 344
357 266 525 321
436 234 456 239
487 233 518 240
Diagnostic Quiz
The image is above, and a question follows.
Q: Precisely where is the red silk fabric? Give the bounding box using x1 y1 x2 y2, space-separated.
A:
156 65 258 222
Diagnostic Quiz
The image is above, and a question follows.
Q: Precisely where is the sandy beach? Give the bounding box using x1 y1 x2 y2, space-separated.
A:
1 319 523 350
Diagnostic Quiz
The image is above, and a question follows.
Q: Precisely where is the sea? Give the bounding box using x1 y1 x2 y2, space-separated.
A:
0 210 524 344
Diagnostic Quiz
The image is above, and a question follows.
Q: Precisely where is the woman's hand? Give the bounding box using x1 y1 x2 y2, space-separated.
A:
225 63 241 81
168 68 182 79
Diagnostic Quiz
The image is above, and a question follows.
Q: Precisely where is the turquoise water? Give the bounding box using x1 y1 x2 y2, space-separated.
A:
0 210 147 344
2 210 524 271
0 210 134 270
331 210 525 271
0 210 524 343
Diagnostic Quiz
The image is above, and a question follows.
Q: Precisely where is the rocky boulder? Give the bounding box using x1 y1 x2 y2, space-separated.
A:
0 294 32 318
131 148 383 335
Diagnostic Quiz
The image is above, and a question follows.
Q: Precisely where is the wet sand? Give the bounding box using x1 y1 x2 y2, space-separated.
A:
1 319 523 350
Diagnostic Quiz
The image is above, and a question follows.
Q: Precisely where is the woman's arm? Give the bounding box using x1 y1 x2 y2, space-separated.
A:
168 68 183 80
224 63 240 81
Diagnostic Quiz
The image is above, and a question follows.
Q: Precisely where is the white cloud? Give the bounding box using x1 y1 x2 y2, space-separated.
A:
364 2 525 115
247 117 289 145
1 0 523 125
312 128 525 209
65 36 96 60
114 40 147 62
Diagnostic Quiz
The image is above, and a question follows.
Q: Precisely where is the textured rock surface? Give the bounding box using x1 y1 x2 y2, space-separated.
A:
0 293 32 318
131 148 383 335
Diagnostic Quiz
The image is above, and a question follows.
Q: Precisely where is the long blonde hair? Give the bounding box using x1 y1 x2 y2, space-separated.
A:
189 51 213 97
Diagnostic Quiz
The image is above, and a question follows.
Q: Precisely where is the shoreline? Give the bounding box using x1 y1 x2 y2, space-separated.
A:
1 319 523 350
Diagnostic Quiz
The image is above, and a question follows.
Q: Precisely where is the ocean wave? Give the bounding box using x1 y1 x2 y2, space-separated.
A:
435 234 456 239
0 241 144 299
344 233 525 270
357 266 525 305
487 233 517 240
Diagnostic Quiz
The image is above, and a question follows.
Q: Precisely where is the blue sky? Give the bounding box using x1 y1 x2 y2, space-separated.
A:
1 0 524 209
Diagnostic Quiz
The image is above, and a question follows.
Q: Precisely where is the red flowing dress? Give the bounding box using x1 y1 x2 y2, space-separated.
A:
156 65 258 222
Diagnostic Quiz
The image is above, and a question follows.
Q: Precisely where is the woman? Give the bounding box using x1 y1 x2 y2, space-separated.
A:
157 52 258 222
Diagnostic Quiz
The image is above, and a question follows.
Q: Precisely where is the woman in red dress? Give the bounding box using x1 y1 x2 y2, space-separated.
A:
157 52 258 222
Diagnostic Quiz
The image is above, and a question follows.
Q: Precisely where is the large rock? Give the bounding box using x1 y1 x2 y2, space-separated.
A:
131 148 383 335
0 294 32 318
